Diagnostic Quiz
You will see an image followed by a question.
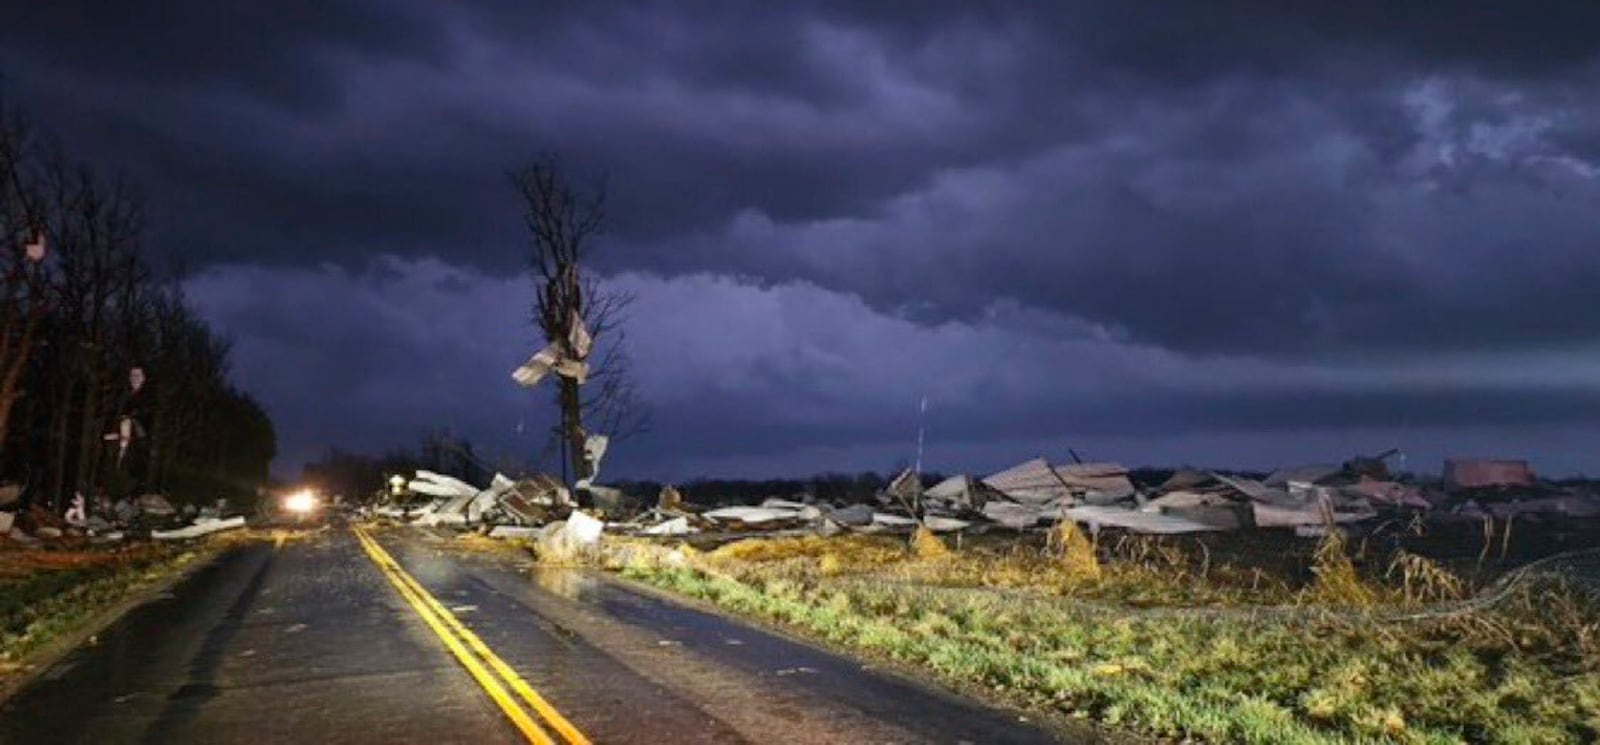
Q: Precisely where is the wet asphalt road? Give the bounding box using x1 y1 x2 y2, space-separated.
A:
0 528 1071 744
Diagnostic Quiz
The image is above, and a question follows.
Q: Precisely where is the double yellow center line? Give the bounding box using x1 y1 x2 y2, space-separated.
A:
352 526 591 745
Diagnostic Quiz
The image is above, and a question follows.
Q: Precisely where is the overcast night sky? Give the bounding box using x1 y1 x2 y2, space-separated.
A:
4 2 1600 481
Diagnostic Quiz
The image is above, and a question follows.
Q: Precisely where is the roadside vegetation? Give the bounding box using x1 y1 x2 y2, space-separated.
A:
611 525 1600 744
0 532 263 682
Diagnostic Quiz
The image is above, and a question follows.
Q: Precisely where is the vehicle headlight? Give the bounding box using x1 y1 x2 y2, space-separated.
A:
284 490 318 514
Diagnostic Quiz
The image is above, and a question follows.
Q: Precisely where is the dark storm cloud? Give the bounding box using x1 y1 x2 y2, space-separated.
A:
630 67 1600 355
1 1 446 112
10 2 1600 475
7 2 1598 278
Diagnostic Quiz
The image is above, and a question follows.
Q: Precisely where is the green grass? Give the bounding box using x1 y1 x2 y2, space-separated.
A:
614 533 1600 744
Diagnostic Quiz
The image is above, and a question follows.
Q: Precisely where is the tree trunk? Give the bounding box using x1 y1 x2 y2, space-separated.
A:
0 306 40 454
0 309 18 456
75 371 103 500
559 376 586 485
0 394 17 456
144 401 160 491
48 379 70 507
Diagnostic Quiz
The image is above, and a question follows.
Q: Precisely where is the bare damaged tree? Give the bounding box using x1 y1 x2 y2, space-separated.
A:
0 107 51 458
510 157 648 484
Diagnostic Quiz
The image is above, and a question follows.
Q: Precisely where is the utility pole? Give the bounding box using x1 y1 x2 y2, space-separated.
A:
914 395 928 476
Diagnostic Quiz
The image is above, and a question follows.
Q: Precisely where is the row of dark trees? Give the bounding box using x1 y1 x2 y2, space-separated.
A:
0 100 275 511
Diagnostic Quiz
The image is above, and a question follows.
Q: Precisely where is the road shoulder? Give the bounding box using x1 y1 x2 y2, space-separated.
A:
0 539 231 705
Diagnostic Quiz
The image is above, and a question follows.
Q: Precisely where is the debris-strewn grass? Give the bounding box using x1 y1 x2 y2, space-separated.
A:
617 530 1600 744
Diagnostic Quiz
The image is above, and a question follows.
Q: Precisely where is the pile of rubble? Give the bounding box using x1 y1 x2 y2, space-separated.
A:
375 470 578 528
0 486 246 548
372 450 1600 547
369 469 606 555
616 453 1600 540
1434 458 1600 522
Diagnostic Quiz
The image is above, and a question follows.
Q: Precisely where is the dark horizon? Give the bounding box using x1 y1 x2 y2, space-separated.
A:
7 3 1600 482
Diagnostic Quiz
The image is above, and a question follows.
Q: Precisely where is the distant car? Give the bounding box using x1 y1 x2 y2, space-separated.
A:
262 488 335 527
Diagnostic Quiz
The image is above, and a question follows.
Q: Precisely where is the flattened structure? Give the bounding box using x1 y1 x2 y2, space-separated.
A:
1444 459 1534 490
1053 462 1136 502
982 458 1069 505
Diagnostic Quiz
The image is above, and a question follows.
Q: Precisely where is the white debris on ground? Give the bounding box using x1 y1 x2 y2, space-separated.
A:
0 485 252 549
152 516 247 540
640 516 692 536
702 506 806 525
533 510 605 562
349 443 1600 561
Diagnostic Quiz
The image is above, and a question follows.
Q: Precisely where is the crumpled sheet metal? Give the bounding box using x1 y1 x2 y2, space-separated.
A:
1063 505 1225 535
824 503 874 527
1347 479 1428 509
500 475 570 524
921 515 971 533
576 434 609 489
703 506 806 524
467 474 519 524
926 475 973 502
512 342 564 387
408 470 479 499
567 309 592 359
982 458 1070 505
982 501 1051 529
512 312 594 388
1053 463 1136 497
925 475 1005 512
641 516 695 536
981 458 1136 505
514 346 589 386
1211 473 1290 505
1253 502 1375 528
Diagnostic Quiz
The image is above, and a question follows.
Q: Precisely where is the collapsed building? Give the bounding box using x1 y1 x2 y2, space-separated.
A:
348 415 1598 546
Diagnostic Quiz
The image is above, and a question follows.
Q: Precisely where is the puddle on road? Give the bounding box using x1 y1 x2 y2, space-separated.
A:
530 567 598 600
